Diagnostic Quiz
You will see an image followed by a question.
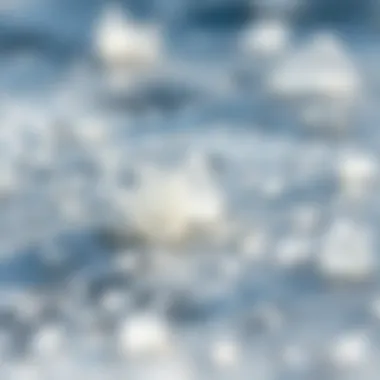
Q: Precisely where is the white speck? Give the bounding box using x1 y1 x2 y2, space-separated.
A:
276 237 310 267
118 154 226 245
291 205 319 234
211 338 240 368
329 331 369 368
94 4 163 75
119 313 171 357
269 32 361 101
241 19 290 57
76 117 109 147
282 344 310 370
337 151 377 200
262 176 285 198
131 356 194 380
318 219 374 282
33 325 64 357
100 290 126 314
240 230 268 260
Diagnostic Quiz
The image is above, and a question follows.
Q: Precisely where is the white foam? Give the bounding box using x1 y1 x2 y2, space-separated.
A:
269 32 361 101
32 325 64 357
276 236 310 267
318 219 374 282
337 151 378 200
240 230 268 260
118 313 171 357
240 19 290 57
210 337 241 368
116 153 226 245
329 331 369 369
94 4 163 75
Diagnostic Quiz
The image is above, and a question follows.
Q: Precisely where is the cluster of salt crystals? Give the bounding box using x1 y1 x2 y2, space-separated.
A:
32 325 65 359
269 32 361 100
317 218 375 282
210 336 241 369
114 153 227 246
268 32 361 129
93 3 164 91
128 354 194 380
275 235 311 268
118 312 172 358
328 331 370 369
337 150 378 200
240 229 269 261
240 18 291 58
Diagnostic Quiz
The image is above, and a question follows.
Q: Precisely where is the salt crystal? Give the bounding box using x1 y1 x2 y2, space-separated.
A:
240 230 268 260
241 19 290 57
94 4 163 72
33 325 64 357
119 313 171 357
276 237 310 267
318 219 374 281
121 155 226 245
337 151 377 199
329 331 369 368
211 338 240 368
282 344 310 370
269 32 361 101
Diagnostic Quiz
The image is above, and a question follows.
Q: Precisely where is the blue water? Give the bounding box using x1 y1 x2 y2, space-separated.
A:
1 0 380 379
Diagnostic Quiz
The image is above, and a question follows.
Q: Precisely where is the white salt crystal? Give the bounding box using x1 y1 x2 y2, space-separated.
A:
121 154 226 245
329 331 369 368
211 338 240 368
318 219 374 281
282 344 310 370
241 19 290 57
33 325 64 357
119 313 171 357
240 230 268 260
337 151 377 199
94 4 163 72
276 237 310 267
269 32 361 101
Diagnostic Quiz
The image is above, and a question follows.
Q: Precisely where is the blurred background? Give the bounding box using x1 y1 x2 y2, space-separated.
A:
0 0 380 379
